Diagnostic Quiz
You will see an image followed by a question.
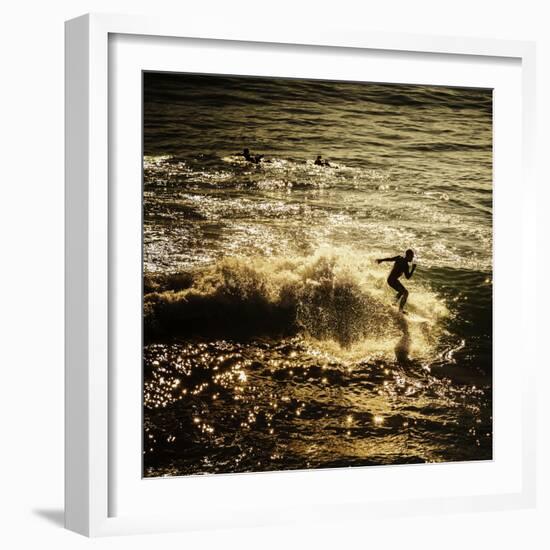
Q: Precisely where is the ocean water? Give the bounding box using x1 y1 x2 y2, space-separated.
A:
142 73 493 477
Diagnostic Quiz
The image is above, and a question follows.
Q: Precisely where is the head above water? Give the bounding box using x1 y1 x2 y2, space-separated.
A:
405 249 414 261
243 148 250 155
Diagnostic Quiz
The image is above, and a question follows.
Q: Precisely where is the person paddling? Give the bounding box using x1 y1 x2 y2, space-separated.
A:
240 148 264 164
314 155 331 167
377 249 417 312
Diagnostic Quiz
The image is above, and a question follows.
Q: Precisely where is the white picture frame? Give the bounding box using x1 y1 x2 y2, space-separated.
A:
65 13 537 537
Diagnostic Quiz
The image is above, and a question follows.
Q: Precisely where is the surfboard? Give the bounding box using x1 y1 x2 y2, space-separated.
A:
404 312 432 324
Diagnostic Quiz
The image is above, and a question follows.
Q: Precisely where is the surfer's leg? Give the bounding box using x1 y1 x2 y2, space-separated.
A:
387 278 399 293
398 287 409 311
388 278 406 305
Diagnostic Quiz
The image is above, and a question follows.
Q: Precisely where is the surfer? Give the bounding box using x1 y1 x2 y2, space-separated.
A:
376 249 417 312
314 155 331 167
241 148 264 164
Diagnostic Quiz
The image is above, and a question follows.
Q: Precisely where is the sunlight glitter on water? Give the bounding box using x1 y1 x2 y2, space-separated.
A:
142 75 493 476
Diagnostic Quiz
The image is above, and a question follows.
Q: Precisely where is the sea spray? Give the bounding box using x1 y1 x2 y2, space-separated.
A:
144 249 448 359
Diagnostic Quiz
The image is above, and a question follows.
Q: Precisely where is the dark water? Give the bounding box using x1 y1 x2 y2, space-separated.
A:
142 73 492 477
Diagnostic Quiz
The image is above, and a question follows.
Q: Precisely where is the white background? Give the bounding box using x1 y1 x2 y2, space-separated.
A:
0 1 547 548
111 34 523 520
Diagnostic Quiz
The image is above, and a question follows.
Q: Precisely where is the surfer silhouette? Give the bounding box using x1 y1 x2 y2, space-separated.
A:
241 148 264 164
377 249 417 312
314 155 331 167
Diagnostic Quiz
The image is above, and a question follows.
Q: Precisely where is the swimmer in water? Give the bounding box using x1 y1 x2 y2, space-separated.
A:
376 249 417 312
241 148 264 164
314 155 331 167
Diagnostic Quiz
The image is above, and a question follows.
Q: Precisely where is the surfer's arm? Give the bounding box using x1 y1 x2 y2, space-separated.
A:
377 256 399 264
405 263 417 279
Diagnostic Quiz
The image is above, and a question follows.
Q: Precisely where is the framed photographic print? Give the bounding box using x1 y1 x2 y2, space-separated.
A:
65 13 537 536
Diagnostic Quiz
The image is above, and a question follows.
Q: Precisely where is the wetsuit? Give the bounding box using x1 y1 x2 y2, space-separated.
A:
385 256 415 307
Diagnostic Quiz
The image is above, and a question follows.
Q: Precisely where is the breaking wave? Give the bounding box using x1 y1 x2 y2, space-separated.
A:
144 250 448 360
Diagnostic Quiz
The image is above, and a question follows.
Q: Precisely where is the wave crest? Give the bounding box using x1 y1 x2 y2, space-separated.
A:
144 251 448 358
